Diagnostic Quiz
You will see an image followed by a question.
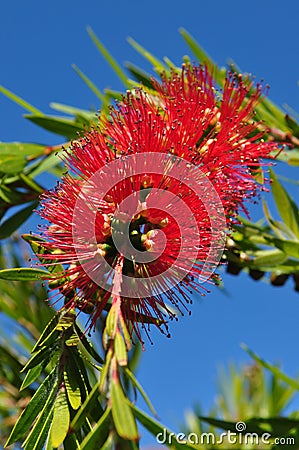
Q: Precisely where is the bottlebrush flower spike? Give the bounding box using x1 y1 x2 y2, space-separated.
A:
35 63 279 343
107 64 280 217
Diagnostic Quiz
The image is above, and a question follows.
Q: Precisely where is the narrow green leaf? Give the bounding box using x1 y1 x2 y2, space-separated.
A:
285 114 299 137
87 27 130 87
99 433 114 450
65 332 80 347
262 199 289 239
72 64 105 102
179 28 225 86
51 388 70 448
0 85 43 114
0 154 26 173
23 386 57 450
0 184 24 204
56 310 76 331
131 404 197 450
69 349 90 400
103 88 123 102
252 249 288 268
0 142 45 157
125 368 157 416
114 332 127 366
25 407 54 450
75 324 104 364
79 407 111 450
260 97 287 128
251 165 264 185
64 362 82 410
106 304 117 337
50 102 96 120
127 37 166 73
23 235 65 275
270 167 299 239
124 62 154 89
20 363 44 390
111 380 138 441
199 415 299 439
5 368 58 446
19 172 44 194
266 237 299 259
99 349 113 392
0 267 50 281
61 433 79 450
32 314 60 352
27 151 64 178
24 114 85 139
69 378 102 432
0 201 38 239
21 345 55 373
241 344 299 390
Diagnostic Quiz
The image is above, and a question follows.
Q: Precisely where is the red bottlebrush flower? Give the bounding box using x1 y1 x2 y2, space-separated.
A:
36 63 279 343
106 64 279 217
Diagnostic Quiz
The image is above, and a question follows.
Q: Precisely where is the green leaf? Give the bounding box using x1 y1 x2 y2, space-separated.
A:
241 344 299 390
23 384 57 450
252 249 288 268
21 345 57 373
25 408 54 450
0 184 24 204
24 114 85 139
23 235 65 275
56 310 76 331
285 114 299 137
72 64 106 103
0 152 27 174
50 102 96 120
114 332 127 366
75 324 104 364
266 237 299 259
87 27 130 87
0 201 38 239
111 380 138 441
79 407 111 450
124 62 154 89
20 362 44 390
125 368 157 417
51 388 70 448
270 168 299 239
69 349 90 401
131 404 197 449
127 37 166 73
0 85 43 114
251 165 264 185
19 172 44 194
0 267 51 281
32 314 60 352
99 433 114 450
69 378 102 432
5 368 58 446
262 199 297 240
99 349 113 392
64 361 82 410
179 28 225 86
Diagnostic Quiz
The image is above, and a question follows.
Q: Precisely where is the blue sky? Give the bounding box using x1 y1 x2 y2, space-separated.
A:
1 0 299 448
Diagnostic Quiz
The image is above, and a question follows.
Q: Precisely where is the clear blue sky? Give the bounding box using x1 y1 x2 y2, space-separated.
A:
1 1 299 448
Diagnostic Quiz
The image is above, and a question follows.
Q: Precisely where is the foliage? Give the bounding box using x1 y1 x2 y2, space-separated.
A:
0 28 299 449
